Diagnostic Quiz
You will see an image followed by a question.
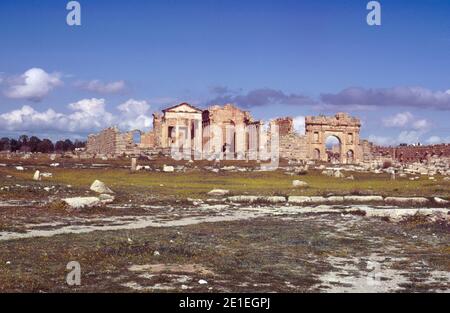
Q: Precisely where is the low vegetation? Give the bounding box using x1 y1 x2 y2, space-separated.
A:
1 166 448 200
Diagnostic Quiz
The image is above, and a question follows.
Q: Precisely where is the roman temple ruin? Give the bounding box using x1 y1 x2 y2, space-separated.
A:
85 102 450 164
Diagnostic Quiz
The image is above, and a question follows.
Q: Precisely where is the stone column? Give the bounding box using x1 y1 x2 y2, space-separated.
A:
131 157 137 172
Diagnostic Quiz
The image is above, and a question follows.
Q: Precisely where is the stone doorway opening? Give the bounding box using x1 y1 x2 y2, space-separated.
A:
325 135 341 163
346 149 355 164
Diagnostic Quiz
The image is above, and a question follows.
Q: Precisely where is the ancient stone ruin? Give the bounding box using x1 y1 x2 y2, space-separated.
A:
271 113 363 163
373 144 450 163
86 126 141 155
85 102 448 164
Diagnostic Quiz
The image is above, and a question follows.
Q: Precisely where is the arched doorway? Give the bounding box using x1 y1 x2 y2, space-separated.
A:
346 149 354 164
132 130 141 144
305 113 361 163
313 148 321 160
325 135 341 163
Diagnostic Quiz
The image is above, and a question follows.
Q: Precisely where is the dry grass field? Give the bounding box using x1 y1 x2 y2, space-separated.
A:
0 156 448 292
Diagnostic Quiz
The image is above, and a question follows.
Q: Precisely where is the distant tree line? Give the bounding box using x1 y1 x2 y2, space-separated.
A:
0 135 86 153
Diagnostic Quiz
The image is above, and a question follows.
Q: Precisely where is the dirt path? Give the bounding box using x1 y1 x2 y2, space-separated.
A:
0 204 448 241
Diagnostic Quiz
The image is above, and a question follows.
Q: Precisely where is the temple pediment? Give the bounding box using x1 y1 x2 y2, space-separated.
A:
163 103 202 113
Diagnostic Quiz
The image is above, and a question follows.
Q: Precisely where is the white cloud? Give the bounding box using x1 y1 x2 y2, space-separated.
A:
292 116 305 135
76 80 127 94
4 68 62 101
0 99 113 133
397 130 422 144
382 112 414 127
117 99 150 116
367 135 395 146
426 135 450 144
0 98 151 134
69 98 108 116
368 129 430 146
117 99 152 130
426 136 442 144
321 86 450 110
66 98 115 131
411 119 430 131
382 112 430 131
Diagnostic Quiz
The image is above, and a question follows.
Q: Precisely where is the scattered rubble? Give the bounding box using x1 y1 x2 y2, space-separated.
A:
434 197 449 205
207 189 230 196
163 165 175 173
292 180 308 188
62 197 102 209
90 180 114 194
33 170 41 181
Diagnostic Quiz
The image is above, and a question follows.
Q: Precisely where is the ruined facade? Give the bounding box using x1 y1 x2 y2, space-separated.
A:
86 106 364 162
86 127 141 156
202 104 262 160
372 144 450 163
158 103 203 150
271 113 362 163
305 113 362 163
86 102 446 164
272 117 307 161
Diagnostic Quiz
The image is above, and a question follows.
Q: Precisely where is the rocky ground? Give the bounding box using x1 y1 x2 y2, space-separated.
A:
0 200 449 292
0 156 449 292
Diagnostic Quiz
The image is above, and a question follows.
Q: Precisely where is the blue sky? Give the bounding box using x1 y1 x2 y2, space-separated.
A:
0 0 449 144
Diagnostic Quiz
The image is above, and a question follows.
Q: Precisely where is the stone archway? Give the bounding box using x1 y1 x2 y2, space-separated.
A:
313 148 321 160
305 113 362 164
131 130 142 144
325 135 342 163
346 149 355 164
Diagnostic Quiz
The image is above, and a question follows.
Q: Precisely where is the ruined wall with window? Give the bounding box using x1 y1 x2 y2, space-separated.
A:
305 113 362 164
87 103 450 165
271 117 307 161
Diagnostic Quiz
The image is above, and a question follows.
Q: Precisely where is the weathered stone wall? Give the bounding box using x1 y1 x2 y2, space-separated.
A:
373 144 450 163
202 104 258 159
85 103 449 165
305 113 362 163
361 139 374 162
86 127 119 155
272 117 307 160
274 117 294 136
279 133 308 160
140 131 156 148
86 127 140 156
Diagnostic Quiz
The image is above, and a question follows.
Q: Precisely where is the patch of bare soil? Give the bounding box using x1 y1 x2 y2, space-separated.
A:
0 208 448 293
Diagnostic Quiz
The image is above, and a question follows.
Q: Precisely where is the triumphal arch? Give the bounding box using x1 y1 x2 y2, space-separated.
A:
305 113 362 164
